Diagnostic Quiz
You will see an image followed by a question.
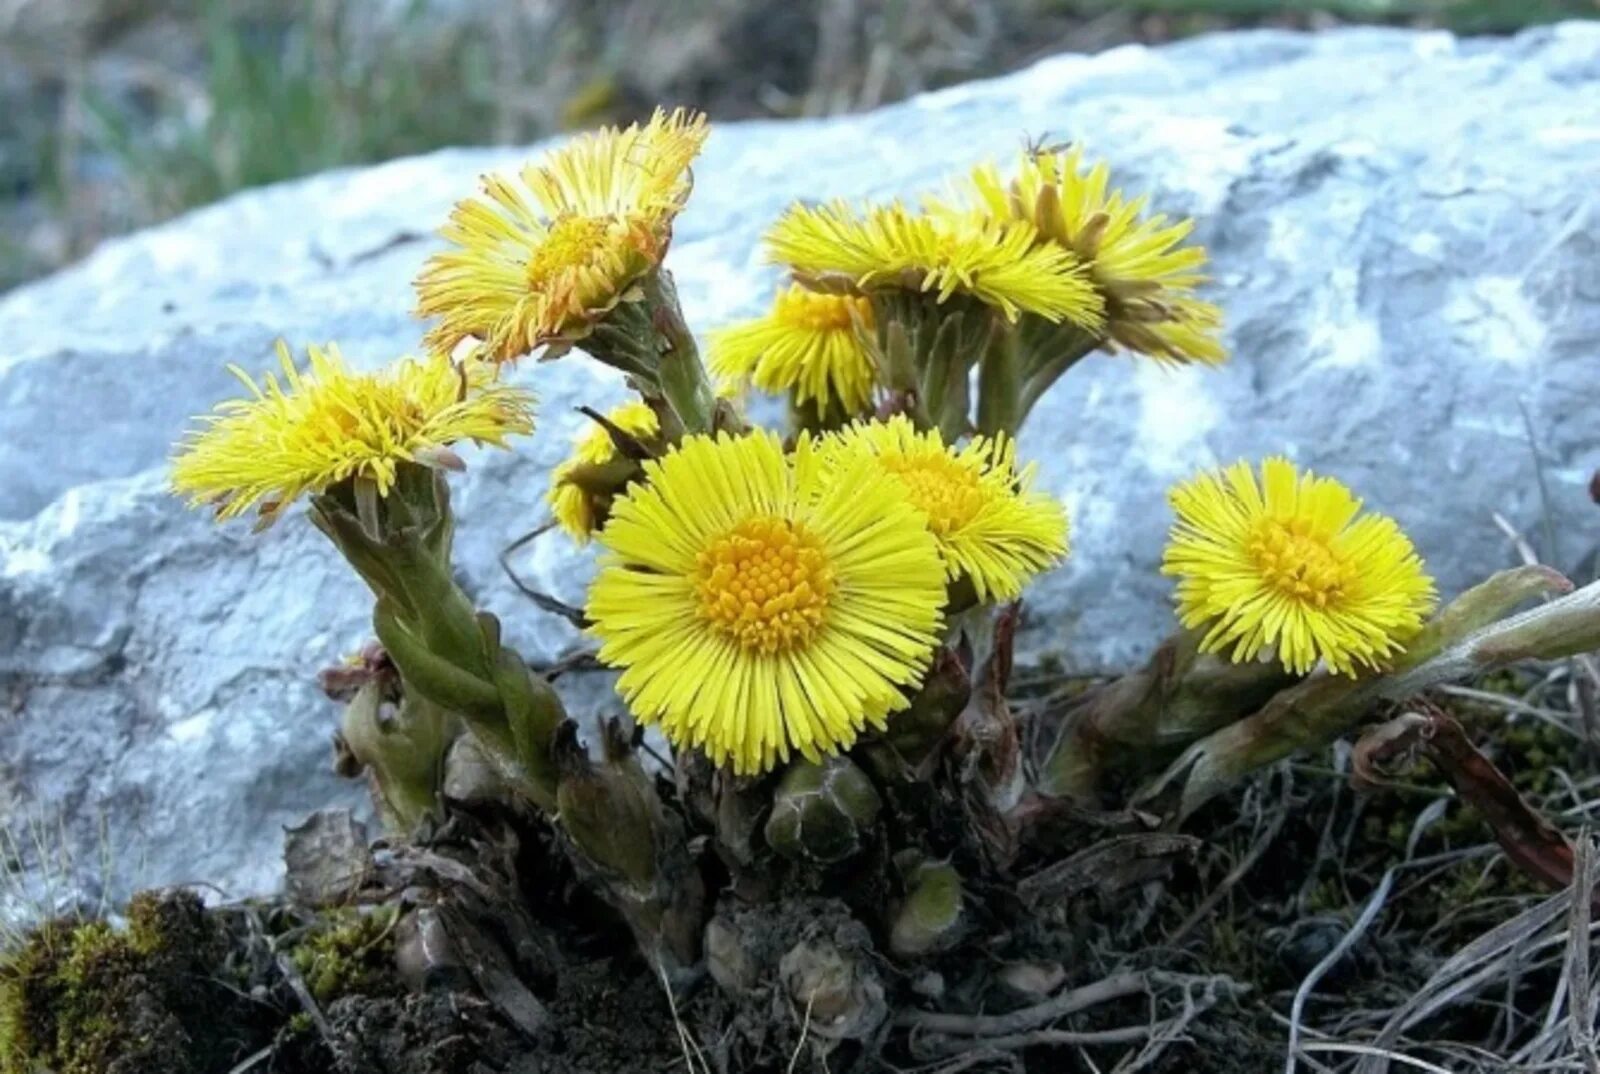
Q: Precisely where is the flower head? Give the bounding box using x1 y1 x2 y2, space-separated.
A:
416 108 709 362
586 429 947 775
764 200 1103 328
548 400 661 542
1162 457 1436 676
171 343 534 524
708 284 877 413
945 147 1224 364
827 415 1068 603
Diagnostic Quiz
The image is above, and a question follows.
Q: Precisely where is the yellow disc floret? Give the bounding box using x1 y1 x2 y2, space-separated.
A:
692 516 836 654
1249 516 1355 609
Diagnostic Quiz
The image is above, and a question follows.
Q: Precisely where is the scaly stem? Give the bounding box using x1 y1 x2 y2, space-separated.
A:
1035 631 1292 803
1015 321 1101 428
870 291 994 438
1142 567 1591 822
976 326 1022 438
582 270 724 442
644 271 718 438
312 465 563 810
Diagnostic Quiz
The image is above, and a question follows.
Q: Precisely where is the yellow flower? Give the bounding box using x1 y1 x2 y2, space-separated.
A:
827 415 1068 603
708 284 877 413
946 147 1224 364
764 200 1104 328
172 342 534 523
547 400 661 542
1162 457 1436 676
415 107 709 362
586 429 947 775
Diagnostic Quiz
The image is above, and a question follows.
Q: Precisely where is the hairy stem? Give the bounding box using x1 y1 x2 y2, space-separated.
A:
1144 567 1590 821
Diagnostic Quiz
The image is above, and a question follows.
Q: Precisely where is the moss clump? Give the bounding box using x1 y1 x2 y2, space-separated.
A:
0 892 248 1074
290 906 401 1005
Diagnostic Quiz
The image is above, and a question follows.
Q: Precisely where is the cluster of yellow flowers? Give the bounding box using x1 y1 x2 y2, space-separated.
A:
170 107 1435 780
587 419 1067 773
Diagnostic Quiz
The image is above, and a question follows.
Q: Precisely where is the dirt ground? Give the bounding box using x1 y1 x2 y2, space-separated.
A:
4 661 1593 1074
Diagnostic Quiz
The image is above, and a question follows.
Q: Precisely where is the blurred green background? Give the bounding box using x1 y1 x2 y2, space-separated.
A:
2 0 1595 292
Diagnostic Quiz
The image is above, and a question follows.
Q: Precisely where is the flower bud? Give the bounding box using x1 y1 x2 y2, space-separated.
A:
334 679 457 832
889 858 965 958
764 756 882 864
553 723 660 893
704 915 757 996
778 936 887 1043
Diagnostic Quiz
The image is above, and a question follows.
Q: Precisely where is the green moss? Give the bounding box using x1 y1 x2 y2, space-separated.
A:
290 906 400 1005
0 916 188 1074
0 892 248 1074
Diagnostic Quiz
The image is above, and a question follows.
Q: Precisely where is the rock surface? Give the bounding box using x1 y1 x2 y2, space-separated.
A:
3 23 1599 907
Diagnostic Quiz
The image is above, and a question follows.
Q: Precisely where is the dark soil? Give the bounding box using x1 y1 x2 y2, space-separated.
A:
2 666 1587 1074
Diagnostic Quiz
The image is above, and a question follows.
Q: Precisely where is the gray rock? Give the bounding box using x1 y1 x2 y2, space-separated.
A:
3 23 1599 907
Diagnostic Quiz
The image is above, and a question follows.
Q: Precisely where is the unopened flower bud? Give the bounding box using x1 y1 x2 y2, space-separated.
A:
336 680 456 832
704 916 757 996
554 723 661 892
889 858 965 958
764 756 882 864
778 937 887 1043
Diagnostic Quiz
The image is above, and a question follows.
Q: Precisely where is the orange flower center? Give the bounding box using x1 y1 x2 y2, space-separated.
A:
777 291 868 333
880 453 986 535
693 516 835 654
1249 518 1353 608
526 214 613 289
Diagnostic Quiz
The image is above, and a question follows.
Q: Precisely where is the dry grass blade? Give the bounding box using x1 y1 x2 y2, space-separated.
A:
1358 891 1574 1072
1564 835 1599 1073
1299 1042 1456 1074
499 522 587 627
1286 868 1396 1074
899 971 1153 1036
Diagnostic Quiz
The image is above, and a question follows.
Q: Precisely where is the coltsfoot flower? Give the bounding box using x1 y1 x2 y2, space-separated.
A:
1162 457 1436 676
585 429 947 775
171 342 534 523
764 200 1104 327
415 107 709 362
547 400 661 542
826 415 1069 603
708 284 877 414
946 147 1224 364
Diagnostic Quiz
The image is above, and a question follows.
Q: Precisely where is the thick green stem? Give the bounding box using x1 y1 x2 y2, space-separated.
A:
976 327 1022 438
312 466 563 811
1142 567 1590 822
645 272 718 437
1015 322 1101 428
1035 631 1293 803
555 723 705 980
585 270 719 441
870 291 994 437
